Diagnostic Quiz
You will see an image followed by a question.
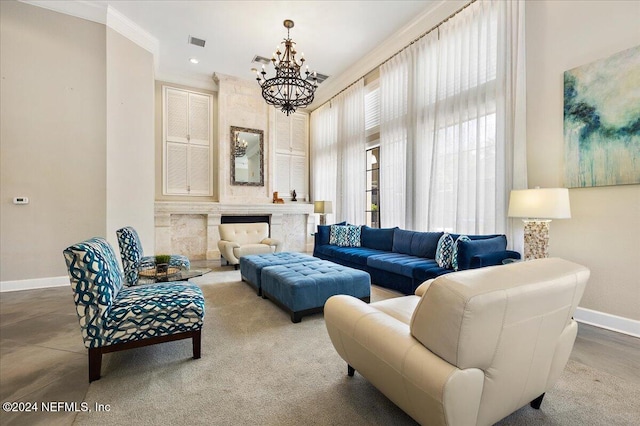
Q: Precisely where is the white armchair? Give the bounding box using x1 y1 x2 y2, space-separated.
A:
218 223 282 269
325 258 589 426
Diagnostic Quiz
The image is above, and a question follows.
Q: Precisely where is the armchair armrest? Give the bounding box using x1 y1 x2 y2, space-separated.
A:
469 250 521 269
261 237 282 253
324 295 484 425
218 240 241 264
414 279 435 297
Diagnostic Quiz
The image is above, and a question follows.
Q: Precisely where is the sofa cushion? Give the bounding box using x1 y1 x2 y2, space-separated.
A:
315 245 385 266
410 231 443 258
317 221 346 246
456 235 507 271
392 229 415 255
435 233 454 268
413 261 452 283
360 226 396 251
367 253 435 278
452 235 471 271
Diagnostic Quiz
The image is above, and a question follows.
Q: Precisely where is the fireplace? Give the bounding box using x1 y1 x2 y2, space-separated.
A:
154 202 314 259
221 215 271 236
221 215 270 225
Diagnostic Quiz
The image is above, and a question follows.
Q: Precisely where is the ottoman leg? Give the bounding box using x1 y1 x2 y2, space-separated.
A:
291 312 302 323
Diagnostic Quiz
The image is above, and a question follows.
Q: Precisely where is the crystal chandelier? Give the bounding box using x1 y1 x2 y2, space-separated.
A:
256 19 318 116
234 134 248 157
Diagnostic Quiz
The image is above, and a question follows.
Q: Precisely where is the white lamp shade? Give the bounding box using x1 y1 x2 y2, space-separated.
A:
508 188 571 219
314 201 333 214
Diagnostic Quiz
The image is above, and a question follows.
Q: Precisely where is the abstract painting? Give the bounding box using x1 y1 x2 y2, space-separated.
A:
564 45 640 188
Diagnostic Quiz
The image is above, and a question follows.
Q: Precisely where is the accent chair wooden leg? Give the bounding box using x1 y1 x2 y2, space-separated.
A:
234 264 239 270
192 330 202 359
530 393 545 409
88 347 102 383
348 364 355 377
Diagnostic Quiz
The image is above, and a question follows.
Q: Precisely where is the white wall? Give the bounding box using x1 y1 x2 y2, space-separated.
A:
0 1 107 282
526 1 640 321
106 28 155 253
0 1 156 288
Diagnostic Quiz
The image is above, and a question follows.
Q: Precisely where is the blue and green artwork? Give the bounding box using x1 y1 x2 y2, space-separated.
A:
564 45 640 188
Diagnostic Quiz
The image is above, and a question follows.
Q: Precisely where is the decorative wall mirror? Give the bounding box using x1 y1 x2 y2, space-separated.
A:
230 126 264 186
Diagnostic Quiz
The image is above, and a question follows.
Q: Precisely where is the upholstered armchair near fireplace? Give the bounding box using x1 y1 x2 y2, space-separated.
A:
116 226 190 286
218 223 282 269
63 237 205 382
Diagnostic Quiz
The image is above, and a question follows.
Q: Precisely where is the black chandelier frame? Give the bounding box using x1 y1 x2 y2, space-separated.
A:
257 20 318 116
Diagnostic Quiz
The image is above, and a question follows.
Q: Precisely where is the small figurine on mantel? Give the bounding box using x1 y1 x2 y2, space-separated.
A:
273 191 284 204
291 189 297 202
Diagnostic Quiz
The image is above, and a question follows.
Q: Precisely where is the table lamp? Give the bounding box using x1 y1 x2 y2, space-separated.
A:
314 201 333 226
508 188 571 261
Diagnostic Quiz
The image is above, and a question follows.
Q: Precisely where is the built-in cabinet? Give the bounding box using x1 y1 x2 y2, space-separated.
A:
163 86 213 196
273 110 309 201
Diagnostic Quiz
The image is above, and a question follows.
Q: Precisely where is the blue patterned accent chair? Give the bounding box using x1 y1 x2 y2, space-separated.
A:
63 237 205 382
116 226 190 286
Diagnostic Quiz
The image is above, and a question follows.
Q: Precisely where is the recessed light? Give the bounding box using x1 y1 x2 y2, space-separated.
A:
189 58 199 64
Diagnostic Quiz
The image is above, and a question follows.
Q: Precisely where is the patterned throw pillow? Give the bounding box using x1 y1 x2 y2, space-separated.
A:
329 225 361 247
435 233 454 268
452 235 471 271
344 225 362 247
329 225 347 246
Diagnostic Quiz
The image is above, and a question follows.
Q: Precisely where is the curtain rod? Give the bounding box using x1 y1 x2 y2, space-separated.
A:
320 0 478 109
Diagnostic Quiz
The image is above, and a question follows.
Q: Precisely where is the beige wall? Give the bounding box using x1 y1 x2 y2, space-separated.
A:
215 73 272 204
0 1 107 281
154 81 218 202
106 28 155 253
526 1 640 320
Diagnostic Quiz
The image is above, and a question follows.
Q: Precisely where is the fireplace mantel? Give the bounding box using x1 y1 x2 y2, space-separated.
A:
154 201 315 259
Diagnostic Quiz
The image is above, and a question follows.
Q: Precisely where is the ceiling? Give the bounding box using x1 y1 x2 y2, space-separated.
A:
29 0 440 109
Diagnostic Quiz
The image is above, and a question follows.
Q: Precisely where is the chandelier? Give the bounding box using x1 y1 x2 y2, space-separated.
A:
256 19 318 116
234 134 248 157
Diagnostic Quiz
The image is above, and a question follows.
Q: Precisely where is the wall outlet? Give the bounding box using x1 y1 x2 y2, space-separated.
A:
13 197 29 205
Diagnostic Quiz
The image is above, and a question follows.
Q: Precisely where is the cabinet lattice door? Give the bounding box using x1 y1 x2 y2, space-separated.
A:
163 87 212 196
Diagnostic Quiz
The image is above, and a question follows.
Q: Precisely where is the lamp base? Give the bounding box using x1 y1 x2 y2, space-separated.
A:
523 220 551 261
319 215 326 226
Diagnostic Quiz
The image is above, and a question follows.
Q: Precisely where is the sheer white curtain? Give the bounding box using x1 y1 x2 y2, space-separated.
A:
311 80 365 225
310 102 337 223
379 0 526 239
335 79 366 224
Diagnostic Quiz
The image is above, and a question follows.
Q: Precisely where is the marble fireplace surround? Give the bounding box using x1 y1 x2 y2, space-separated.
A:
155 201 315 260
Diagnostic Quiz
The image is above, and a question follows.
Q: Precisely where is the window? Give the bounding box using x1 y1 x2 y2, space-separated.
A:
365 147 380 228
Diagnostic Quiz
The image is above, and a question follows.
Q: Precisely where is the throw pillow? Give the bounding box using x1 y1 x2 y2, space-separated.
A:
435 233 454 268
344 225 362 247
329 225 346 245
452 235 471 271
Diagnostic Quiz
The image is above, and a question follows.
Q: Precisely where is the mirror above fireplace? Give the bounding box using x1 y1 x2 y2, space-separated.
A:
231 126 264 186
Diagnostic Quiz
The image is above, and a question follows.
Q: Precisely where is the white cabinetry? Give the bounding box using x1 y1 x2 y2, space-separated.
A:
273 110 309 201
163 86 213 196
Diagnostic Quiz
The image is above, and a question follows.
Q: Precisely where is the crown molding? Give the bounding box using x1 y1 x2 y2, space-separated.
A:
20 0 107 24
106 5 159 60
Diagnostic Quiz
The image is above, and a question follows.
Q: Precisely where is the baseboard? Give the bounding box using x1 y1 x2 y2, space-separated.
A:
574 307 640 338
1 276 69 293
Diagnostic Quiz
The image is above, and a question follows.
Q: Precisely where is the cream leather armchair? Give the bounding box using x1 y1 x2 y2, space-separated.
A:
325 258 589 426
218 223 282 269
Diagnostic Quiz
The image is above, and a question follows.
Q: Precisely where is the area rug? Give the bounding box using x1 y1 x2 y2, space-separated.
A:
76 270 640 425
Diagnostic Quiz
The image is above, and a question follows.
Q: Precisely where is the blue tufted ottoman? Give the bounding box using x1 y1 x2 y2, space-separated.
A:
240 252 321 295
260 260 371 323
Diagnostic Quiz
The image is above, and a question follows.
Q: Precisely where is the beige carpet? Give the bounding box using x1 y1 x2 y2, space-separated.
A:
76 269 640 425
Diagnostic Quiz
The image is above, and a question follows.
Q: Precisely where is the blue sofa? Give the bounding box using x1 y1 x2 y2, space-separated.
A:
313 225 520 295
